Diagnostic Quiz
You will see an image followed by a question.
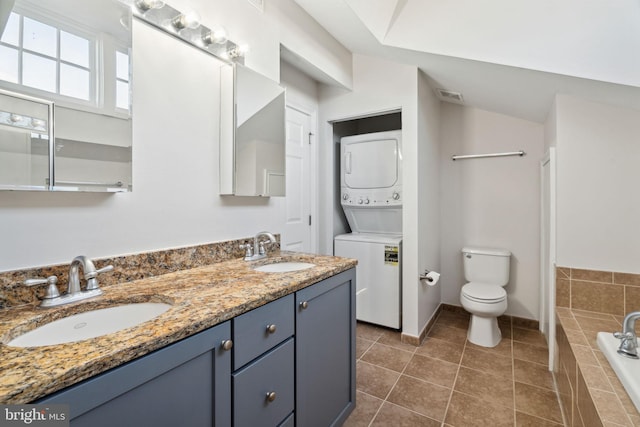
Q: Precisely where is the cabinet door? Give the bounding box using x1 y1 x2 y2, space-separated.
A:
38 322 232 427
296 269 356 427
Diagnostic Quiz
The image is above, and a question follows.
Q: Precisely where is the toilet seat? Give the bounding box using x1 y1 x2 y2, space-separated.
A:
461 282 506 303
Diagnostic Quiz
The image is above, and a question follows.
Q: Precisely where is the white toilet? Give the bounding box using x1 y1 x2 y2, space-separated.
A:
460 247 511 348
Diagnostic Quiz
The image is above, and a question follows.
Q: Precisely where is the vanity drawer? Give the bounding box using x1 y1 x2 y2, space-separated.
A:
233 338 294 427
233 294 294 369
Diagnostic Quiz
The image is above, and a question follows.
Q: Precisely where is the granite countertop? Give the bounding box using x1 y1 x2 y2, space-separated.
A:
0 252 357 404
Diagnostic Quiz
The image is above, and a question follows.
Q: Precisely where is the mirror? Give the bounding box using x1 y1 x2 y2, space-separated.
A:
0 89 52 190
220 63 286 197
0 0 132 192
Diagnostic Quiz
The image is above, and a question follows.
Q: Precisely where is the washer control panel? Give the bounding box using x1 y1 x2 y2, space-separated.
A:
341 187 402 206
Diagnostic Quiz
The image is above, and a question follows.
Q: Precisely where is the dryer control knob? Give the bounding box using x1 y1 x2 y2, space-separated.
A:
364 198 370 204
342 193 349 201
392 192 400 200
358 199 363 205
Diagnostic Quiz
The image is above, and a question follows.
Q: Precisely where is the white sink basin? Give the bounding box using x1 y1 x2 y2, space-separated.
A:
597 331 640 412
7 302 171 347
254 262 315 273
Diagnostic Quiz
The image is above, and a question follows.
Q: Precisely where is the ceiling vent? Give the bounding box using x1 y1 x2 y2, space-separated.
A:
435 89 464 104
247 0 264 12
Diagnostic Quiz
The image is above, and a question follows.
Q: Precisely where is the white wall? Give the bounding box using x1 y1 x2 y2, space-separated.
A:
439 103 544 319
555 95 640 273
0 0 350 272
415 71 441 331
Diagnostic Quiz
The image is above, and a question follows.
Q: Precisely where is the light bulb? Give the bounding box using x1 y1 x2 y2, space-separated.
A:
202 28 227 46
171 11 200 30
238 44 250 55
134 0 164 13
30 118 46 129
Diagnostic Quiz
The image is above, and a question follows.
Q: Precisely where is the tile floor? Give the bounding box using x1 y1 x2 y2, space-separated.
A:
345 308 564 427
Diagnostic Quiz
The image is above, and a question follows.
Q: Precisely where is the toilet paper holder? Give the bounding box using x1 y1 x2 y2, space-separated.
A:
419 269 437 283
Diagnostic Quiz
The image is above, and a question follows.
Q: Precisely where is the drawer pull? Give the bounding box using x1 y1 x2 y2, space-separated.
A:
299 301 308 310
221 339 233 351
266 324 277 334
266 391 277 403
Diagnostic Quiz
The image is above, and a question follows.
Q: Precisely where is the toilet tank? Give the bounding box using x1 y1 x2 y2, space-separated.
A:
462 247 511 286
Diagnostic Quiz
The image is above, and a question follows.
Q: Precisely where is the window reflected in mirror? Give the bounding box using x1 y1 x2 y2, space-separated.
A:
0 0 132 192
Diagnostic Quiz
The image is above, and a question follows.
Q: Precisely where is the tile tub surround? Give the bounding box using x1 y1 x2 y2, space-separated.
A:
0 237 280 309
555 308 640 427
346 308 563 426
556 267 640 317
0 251 356 403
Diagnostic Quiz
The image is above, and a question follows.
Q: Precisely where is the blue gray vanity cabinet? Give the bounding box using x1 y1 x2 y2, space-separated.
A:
37 321 232 427
35 267 356 427
296 268 356 427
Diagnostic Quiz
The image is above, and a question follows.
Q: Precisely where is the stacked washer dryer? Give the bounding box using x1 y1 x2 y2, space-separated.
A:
334 130 402 329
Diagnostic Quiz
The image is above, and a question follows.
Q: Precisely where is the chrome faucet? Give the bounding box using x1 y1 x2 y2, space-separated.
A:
24 256 113 307
69 255 113 294
614 311 640 359
240 231 277 261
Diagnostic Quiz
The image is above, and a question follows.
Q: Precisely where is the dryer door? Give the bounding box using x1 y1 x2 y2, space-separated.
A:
342 137 399 189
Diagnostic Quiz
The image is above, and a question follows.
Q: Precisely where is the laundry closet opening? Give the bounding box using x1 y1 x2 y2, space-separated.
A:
331 110 403 330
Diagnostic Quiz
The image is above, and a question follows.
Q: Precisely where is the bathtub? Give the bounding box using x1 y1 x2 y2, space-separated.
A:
597 332 640 412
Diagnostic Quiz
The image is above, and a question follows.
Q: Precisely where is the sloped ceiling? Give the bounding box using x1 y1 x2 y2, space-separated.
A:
294 0 640 123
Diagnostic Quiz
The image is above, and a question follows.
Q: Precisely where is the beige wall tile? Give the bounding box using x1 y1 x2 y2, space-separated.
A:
557 266 571 279
614 272 640 287
625 286 640 314
591 389 632 426
572 268 613 283
577 372 604 427
571 281 624 315
557 278 571 307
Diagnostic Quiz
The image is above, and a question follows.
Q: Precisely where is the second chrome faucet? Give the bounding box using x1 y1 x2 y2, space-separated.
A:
240 231 277 261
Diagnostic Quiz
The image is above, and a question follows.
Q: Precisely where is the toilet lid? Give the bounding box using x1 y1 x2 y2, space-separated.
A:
462 282 506 302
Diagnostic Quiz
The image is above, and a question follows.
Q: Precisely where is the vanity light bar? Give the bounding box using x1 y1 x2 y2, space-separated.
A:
0 110 48 133
130 0 247 65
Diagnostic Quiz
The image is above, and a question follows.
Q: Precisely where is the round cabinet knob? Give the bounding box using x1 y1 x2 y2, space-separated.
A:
364 198 370 204
392 192 400 200
358 199 363 205
266 324 277 334
266 391 277 402
221 339 233 351
342 193 349 201
300 301 309 310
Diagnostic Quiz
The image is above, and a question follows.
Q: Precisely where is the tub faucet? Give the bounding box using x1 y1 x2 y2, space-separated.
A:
614 311 640 359
240 231 277 261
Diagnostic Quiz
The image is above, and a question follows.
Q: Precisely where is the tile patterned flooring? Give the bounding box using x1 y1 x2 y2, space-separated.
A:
345 308 564 426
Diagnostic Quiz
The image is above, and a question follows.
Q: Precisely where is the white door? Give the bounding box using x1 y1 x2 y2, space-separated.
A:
283 105 312 252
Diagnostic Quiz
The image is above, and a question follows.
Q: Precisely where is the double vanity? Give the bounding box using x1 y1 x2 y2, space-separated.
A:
0 244 357 426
